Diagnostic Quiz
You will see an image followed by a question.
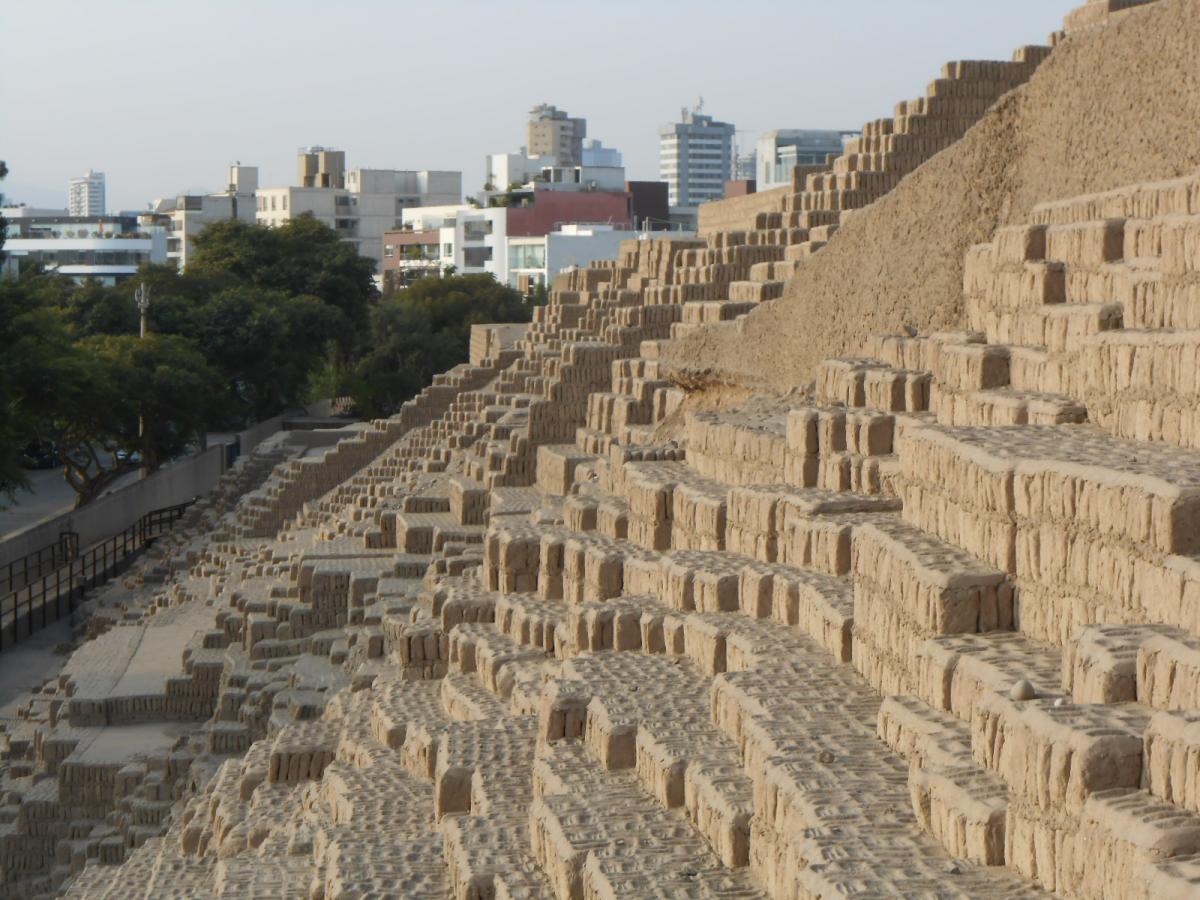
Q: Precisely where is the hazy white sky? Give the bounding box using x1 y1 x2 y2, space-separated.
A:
2 0 1080 211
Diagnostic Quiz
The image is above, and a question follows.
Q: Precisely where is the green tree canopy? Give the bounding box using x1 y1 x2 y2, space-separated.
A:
31 333 223 506
350 274 533 416
0 276 79 503
0 201 526 509
189 215 376 330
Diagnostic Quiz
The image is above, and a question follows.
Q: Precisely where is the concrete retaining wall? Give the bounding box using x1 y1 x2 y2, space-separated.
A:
0 446 227 570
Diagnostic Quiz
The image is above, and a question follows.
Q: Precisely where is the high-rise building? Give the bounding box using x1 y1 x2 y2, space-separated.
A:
67 170 105 216
659 106 736 220
527 104 587 167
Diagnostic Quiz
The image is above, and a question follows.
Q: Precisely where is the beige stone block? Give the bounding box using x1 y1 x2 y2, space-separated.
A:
910 764 1007 865
973 694 1146 813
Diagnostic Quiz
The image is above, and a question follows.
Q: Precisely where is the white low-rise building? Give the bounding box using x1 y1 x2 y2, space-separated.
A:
152 165 258 269
485 152 556 192
391 206 630 292
256 152 461 271
507 223 631 293
1 214 167 285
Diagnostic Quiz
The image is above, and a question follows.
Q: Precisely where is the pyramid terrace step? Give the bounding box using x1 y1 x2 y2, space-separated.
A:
727 280 783 302
711 658 1039 898
447 623 549 703
932 386 1088 427
492 592 564 658
1061 622 1182 704
442 811 550 899
725 484 899 567
1006 344 1077 396
965 257 1068 312
1030 173 1200 227
685 409 791 487
530 741 764 899
973 694 1150 814
782 239 827 261
1044 218 1127 267
877 695 974 769
851 517 1014 698
910 763 1010 865
862 329 986 373
553 652 754 867
915 631 1064 722
898 424 1200 643
1138 628 1200 711
1007 788 1200 898
1082 329 1200 450
547 613 1032 894
815 358 931 411
681 300 758 324
967 299 1124 353
534 445 599 496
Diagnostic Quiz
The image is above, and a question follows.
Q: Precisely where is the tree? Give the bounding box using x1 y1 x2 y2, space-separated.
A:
189 215 376 332
351 275 532 416
0 204 374 507
0 275 66 504
0 271 225 506
181 286 353 424
0 159 8 261
46 335 223 505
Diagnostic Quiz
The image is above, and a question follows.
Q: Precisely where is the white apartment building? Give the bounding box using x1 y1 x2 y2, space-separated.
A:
485 152 556 191
152 165 258 269
507 224 631 292
396 206 633 292
256 156 461 270
659 108 736 223
1 213 167 285
68 170 106 216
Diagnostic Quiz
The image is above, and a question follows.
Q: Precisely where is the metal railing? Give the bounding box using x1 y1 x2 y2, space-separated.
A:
0 501 193 651
1 532 80 597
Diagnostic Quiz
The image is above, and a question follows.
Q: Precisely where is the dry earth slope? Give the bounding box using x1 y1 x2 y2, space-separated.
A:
661 0 1200 392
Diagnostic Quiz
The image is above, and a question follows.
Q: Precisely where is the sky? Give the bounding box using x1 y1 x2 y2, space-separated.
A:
1 0 1081 212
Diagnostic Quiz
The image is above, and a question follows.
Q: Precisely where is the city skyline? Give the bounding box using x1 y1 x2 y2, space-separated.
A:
2 0 1080 211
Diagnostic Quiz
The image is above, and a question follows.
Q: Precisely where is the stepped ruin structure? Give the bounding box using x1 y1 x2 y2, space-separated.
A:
3 0 1200 896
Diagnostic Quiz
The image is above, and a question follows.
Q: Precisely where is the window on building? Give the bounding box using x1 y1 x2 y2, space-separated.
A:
463 246 493 268
271 196 276 211
464 220 493 241
509 244 545 270
282 195 288 211
443 244 453 257
384 244 395 259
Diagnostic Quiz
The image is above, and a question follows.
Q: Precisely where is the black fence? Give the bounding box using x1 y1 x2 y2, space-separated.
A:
1 532 79 597
0 501 193 651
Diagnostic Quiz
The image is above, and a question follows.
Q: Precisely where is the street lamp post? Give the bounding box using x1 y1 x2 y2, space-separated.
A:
135 283 150 475
136 282 150 338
